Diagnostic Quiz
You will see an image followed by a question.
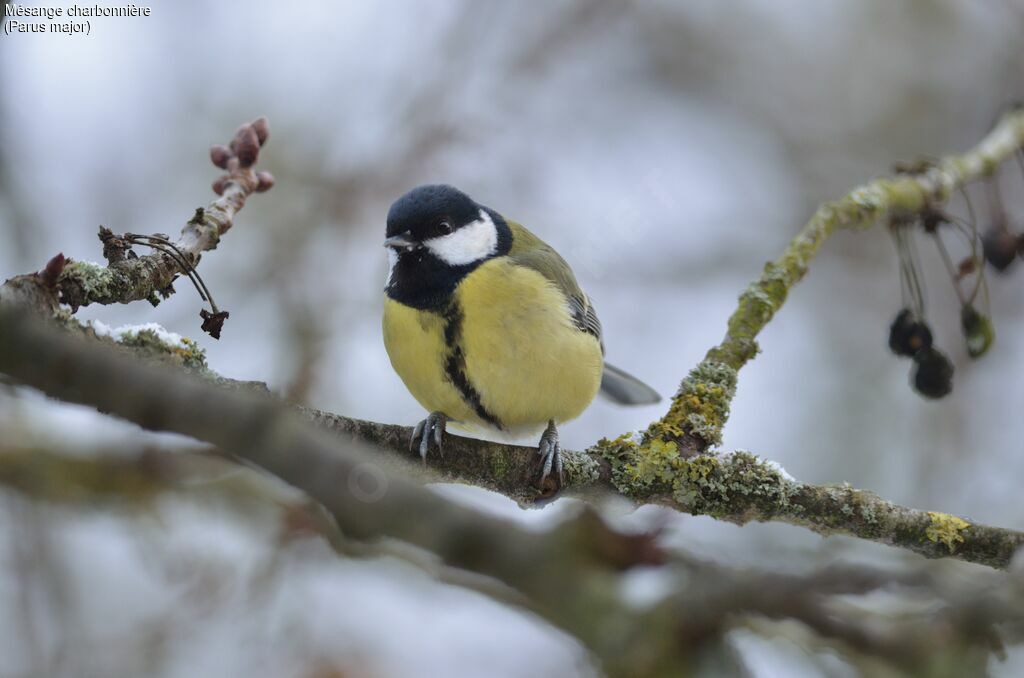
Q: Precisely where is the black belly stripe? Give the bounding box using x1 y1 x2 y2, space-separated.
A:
442 303 504 430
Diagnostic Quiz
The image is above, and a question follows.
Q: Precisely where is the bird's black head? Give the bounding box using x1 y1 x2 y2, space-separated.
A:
384 184 512 310
386 184 481 242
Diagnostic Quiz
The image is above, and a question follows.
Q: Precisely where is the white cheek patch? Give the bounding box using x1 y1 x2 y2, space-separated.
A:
424 210 498 266
385 247 399 285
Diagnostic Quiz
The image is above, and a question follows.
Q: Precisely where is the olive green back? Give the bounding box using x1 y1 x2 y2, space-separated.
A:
506 219 603 348
507 220 585 306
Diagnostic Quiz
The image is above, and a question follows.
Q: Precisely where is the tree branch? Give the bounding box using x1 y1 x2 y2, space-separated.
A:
0 304 683 675
19 312 1024 570
3 307 1024 676
0 118 275 338
646 107 1024 455
233 392 1024 569
2 112 1024 575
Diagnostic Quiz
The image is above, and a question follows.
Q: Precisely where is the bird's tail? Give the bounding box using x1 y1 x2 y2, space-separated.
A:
600 362 661 406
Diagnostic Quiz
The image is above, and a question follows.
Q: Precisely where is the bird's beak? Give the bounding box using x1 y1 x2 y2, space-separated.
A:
384 232 416 250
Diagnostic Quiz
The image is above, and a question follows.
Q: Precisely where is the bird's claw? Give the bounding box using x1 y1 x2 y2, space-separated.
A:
537 419 563 490
410 411 447 461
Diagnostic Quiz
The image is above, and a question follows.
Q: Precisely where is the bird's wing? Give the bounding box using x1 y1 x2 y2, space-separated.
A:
505 219 661 406
506 220 603 347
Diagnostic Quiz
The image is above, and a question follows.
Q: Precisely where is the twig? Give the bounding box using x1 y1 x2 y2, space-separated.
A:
0 118 275 338
647 108 1024 456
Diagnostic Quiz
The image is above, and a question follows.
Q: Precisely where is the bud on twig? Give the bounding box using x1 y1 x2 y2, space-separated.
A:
210 144 233 170
212 175 229 196
39 253 66 288
255 171 275 193
231 125 260 167
251 117 270 146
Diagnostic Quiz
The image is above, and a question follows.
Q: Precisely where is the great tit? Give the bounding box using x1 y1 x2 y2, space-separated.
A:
382 184 660 487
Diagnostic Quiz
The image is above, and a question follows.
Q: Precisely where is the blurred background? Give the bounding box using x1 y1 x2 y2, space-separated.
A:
2 0 1024 675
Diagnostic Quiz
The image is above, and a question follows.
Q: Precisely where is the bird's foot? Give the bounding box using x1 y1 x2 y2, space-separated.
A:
410 411 447 461
536 419 564 492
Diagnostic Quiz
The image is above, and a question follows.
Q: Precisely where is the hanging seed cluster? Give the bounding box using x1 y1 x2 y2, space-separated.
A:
887 154 1023 399
980 160 1024 273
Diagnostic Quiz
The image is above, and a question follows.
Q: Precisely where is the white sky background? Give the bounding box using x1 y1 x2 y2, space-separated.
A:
2 1 1024 676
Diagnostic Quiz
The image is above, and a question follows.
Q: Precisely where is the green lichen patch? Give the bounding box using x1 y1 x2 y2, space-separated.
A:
561 449 601 487
59 260 120 309
808 483 884 534
675 450 799 520
705 260 805 370
57 255 176 310
843 185 886 228
594 434 797 522
117 328 207 370
652 361 737 447
925 511 970 553
593 433 653 493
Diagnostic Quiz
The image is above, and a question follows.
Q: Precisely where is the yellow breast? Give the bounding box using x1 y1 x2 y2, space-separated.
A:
382 298 476 425
382 258 603 437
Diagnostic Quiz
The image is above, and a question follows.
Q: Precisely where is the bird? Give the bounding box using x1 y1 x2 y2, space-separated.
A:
382 184 660 488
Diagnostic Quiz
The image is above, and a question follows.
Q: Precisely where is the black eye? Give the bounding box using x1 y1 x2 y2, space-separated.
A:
438 221 452 235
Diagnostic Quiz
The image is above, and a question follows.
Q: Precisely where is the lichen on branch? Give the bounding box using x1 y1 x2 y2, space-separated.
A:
4 111 1024 576
0 118 276 338
25 307 1024 570
647 108 1024 454
592 434 1024 568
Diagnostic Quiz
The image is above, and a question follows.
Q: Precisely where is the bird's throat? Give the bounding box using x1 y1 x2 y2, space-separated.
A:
385 249 477 311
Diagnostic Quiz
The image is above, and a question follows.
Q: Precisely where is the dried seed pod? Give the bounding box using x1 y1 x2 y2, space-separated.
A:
210 144 233 169
888 309 933 357
982 227 1018 271
251 117 270 145
200 308 230 340
961 305 995 358
955 257 977 280
255 171 275 193
212 175 229 196
911 347 954 399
